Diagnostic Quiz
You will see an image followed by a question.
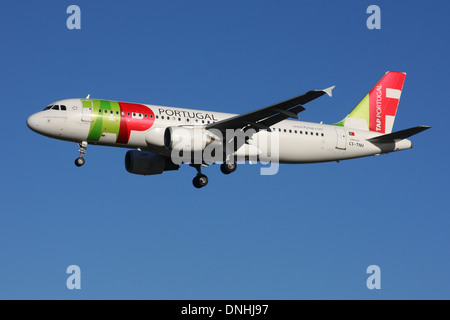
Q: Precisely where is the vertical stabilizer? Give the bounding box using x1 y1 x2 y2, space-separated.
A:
335 71 406 134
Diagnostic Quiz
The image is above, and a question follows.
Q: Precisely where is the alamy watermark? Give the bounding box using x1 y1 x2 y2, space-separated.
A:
366 5 381 30
66 265 81 290
66 5 81 30
166 127 280 175
366 265 381 289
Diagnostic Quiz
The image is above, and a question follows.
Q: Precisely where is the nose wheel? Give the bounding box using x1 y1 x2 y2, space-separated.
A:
75 141 87 167
75 157 85 167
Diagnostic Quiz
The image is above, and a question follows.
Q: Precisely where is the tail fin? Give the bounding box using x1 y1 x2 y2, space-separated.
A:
335 71 406 134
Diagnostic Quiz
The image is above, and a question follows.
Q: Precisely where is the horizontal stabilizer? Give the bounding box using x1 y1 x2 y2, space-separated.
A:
367 125 431 143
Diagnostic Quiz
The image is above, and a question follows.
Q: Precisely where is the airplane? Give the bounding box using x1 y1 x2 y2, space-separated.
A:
27 71 430 188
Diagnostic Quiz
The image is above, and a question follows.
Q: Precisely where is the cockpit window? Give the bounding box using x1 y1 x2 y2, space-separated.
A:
43 104 66 111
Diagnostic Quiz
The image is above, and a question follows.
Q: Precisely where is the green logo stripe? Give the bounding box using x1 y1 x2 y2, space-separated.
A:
100 100 121 137
82 99 122 141
347 94 370 127
87 100 103 141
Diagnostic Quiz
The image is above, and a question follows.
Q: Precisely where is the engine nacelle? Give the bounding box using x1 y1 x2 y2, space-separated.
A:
125 150 179 175
145 127 165 147
164 126 216 152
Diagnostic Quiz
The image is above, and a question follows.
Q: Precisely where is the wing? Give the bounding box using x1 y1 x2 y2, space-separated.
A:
206 86 335 132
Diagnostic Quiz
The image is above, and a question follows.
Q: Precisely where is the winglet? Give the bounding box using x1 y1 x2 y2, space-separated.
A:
323 86 335 97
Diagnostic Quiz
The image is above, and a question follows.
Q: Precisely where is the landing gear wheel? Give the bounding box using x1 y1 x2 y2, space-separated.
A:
75 157 85 167
220 162 237 175
193 174 208 188
75 141 88 167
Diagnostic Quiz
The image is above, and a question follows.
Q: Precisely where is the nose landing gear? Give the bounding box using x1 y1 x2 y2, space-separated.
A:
75 157 85 167
75 141 87 167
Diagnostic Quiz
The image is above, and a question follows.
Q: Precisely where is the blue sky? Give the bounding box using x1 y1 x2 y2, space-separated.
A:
0 0 448 299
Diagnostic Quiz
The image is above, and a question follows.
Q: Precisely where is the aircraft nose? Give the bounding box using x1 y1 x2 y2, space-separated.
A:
27 113 41 133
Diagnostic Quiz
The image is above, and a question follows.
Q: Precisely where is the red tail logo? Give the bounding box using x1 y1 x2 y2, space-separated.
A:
368 72 406 133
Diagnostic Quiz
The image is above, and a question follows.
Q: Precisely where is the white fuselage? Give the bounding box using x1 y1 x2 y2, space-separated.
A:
26 98 412 164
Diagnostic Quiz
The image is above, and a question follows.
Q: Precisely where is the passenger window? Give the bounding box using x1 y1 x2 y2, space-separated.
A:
284 129 286 132
294 130 297 134
186 118 189 122
161 116 164 119
127 112 130 116
110 110 113 114
305 131 308 135
104 110 108 113
60 105 67 110
289 130 292 133
99 109 102 113
316 132 319 136
116 111 119 115
144 114 148 118
321 133 324 137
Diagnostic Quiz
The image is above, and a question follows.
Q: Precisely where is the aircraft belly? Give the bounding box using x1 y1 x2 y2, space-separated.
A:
277 136 331 163
127 131 147 148
276 133 379 163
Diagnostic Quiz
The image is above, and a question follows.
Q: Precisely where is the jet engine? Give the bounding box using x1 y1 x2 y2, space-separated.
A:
164 127 217 152
125 150 179 175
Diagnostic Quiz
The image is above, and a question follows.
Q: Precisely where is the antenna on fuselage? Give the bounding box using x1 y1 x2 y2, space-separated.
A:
86 94 90 99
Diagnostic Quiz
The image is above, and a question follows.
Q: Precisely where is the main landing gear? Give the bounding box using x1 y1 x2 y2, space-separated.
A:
191 164 208 189
220 162 237 175
75 141 87 167
190 162 237 188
